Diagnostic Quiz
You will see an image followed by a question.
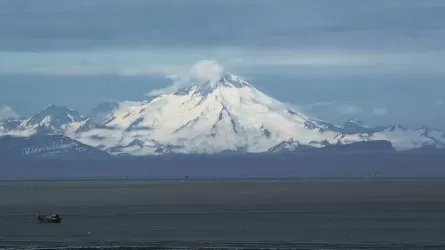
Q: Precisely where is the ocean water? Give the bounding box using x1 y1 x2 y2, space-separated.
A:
1 179 445 249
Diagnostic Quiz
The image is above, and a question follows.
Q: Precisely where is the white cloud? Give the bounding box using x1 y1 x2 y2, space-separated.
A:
373 108 389 116
0 105 19 120
146 60 225 97
146 84 181 97
334 104 363 115
189 60 224 84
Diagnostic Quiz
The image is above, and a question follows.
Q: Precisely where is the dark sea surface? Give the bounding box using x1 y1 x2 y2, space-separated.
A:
1 179 445 249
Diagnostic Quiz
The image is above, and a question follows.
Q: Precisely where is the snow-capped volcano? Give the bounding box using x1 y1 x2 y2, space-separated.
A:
175 73 255 96
1 73 444 156
75 73 349 155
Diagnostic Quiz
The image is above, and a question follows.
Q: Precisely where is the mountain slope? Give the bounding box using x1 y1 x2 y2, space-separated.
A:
0 73 444 156
74 74 352 155
22 104 87 135
73 73 445 155
0 105 88 137
0 134 110 159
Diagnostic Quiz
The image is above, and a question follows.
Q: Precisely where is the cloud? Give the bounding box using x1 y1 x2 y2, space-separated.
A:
2 48 445 77
146 60 224 97
18 64 183 77
189 60 224 84
1 1 445 53
373 108 389 116
0 105 19 120
248 52 384 66
334 104 363 115
146 84 181 97
300 101 338 109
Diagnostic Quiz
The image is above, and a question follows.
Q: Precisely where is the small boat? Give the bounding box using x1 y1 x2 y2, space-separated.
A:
38 213 62 223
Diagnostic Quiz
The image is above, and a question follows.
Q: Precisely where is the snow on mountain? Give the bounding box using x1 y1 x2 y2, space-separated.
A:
0 119 21 134
22 104 87 133
71 73 445 155
342 119 382 134
276 123 445 152
0 105 88 137
76 101 119 133
74 73 354 155
0 73 444 156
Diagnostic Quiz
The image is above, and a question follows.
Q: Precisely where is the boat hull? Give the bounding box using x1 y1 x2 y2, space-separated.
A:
38 216 62 223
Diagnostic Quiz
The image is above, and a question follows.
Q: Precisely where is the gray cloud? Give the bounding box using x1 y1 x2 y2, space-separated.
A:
1 0 445 52
334 104 363 115
373 108 389 116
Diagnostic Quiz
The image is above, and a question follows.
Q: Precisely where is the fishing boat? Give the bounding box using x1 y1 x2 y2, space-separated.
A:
37 213 62 223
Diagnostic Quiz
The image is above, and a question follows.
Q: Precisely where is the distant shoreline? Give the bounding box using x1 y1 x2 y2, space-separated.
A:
3 151 445 180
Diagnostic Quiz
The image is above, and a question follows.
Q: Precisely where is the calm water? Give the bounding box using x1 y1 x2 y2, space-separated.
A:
1 179 445 249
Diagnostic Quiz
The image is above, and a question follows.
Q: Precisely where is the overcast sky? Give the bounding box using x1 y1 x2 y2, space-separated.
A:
0 0 444 129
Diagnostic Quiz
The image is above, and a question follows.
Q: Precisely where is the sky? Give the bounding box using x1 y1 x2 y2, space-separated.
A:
0 0 444 129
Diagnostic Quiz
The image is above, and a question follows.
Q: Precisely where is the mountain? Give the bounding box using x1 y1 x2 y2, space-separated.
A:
0 105 88 137
22 104 87 134
342 119 384 134
72 73 445 155
73 73 371 155
0 73 444 156
270 140 395 154
0 134 110 159
76 101 119 133
0 119 21 133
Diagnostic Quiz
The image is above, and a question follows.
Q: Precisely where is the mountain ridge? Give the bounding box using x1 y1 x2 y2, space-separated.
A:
0 134 110 159
1 74 444 156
